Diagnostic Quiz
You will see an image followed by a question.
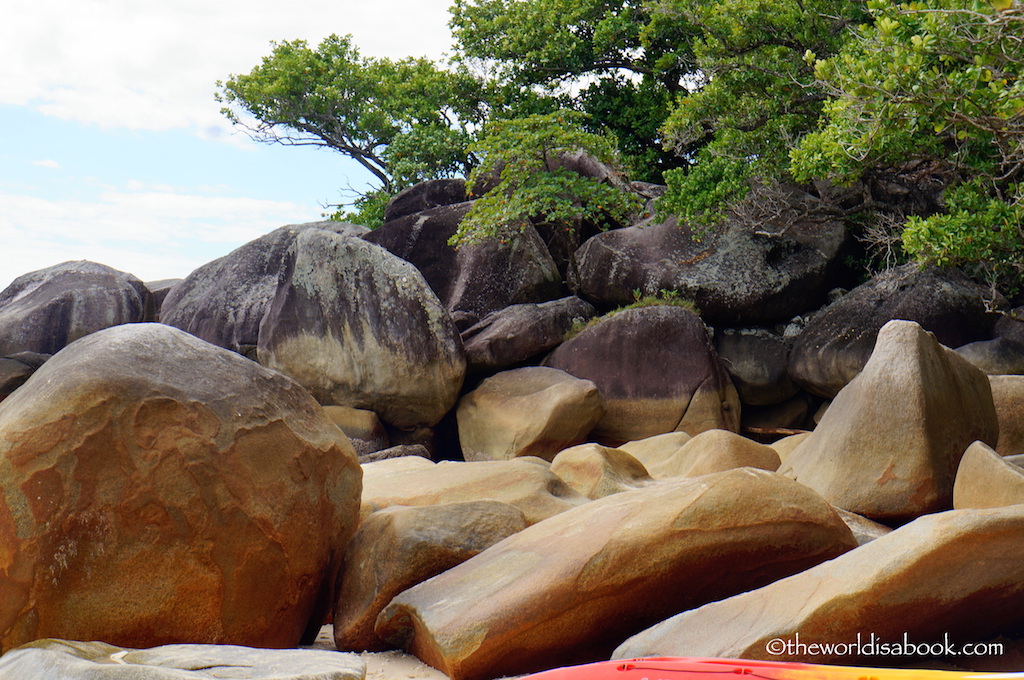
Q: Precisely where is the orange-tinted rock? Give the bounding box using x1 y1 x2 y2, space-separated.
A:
549 444 651 499
648 429 780 480
333 501 527 651
953 440 1024 509
0 324 362 652
360 457 586 525
375 468 856 680
614 505 1024 664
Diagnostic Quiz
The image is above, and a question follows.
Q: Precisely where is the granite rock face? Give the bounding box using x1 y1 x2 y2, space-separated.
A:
780 320 998 521
0 260 148 356
0 324 362 651
544 305 740 444
375 468 856 680
257 229 466 429
161 222 368 356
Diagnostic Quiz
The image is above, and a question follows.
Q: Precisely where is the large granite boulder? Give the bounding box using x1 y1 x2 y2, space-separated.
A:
365 202 562 327
257 230 465 429
359 457 586 525
953 440 1024 509
614 505 1024 664
457 366 605 462
789 264 997 398
570 211 848 324
0 323 362 651
461 296 597 374
333 500 527 652
544 305 740 445
780 320 998 521
384 178 468 222
0 261 147 356
375 468 856 680
0 639 365 680
646 429 781 480
161 222 368 356
0 352 49 403
714 327 798 406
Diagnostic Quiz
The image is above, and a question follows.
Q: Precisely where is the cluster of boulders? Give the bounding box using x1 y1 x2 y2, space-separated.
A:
2 161 1024 679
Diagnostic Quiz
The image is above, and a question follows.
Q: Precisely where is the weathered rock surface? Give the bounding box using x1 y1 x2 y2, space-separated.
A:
953 440 1024 509
544 305 740 445
833 508 893 546
780 320 998 521
549 444 652 499
360 457 586 525
990 375 1024 456
375 468 856 680
715 327 798 406
789 264 997 398
0 323 362 651
161 222 368 355
0 639 366 679
457 367 605 462
323 406 390 458
257 230 466 429
461 297 597 374
384 178 468 222
0 352 49 402
333 501 527 652
365 202 562 326
358 444 432 465
647 429 781 480
0 260 148 356
956 336 1024 375
614 505 1024 664
617 432 691 471
570 211 848 324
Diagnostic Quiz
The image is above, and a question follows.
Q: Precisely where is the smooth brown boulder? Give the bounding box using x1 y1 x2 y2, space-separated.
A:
257 229 466 428
953 440 1024 509
323 406 390 458
0 324 362 652
549 444 652 499
359 457 586 525
333 501 527 651
544 305 740 445
375 468 857 680
780 320 998 521
457 367 605 462
617 432 692 471
990 375 1024 456
614 505 1024 664
648 429 780 480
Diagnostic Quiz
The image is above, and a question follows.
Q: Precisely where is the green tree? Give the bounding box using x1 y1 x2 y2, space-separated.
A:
791 0 1024 290
449 0 700 181
217 34 485 195
453 111 641 245
652 0 870 225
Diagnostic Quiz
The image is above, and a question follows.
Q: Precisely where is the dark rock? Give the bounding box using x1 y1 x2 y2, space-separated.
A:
0 260 147 356
715 327 799 406
570 212 848 323
0 323 362 651
461 296 597 374
365 202 563 322
543 305 740 445
384 179 469 222
789 264 998 398
142 278 182 322
160 222 369 354
257 230 465 429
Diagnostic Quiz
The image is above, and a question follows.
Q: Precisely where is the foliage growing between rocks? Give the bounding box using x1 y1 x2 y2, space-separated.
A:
452 111 642 245
564 288 697 340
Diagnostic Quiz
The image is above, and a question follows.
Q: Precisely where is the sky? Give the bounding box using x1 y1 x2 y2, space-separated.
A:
0 0 455 291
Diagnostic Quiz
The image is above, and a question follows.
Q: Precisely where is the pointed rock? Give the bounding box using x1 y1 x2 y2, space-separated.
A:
779 320 997 521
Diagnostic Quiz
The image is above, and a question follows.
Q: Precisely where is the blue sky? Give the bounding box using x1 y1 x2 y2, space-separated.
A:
0 0 454 290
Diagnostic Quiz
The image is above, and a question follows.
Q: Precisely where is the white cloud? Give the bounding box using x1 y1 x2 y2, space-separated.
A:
0 0 455 138
32 159 60 169
0 181 321 289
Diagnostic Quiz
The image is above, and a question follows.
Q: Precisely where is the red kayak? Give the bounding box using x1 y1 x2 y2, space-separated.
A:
519 657 1024 679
